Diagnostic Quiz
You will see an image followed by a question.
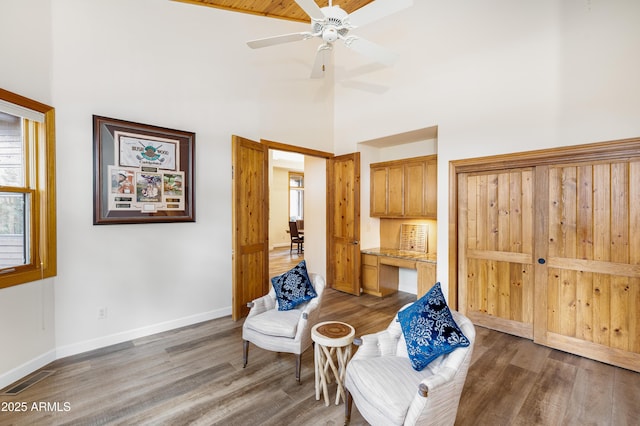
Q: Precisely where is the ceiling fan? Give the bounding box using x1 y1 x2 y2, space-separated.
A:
246 0 413 78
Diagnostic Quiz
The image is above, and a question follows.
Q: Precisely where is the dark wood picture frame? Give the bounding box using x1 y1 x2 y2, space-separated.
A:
93 115 195 225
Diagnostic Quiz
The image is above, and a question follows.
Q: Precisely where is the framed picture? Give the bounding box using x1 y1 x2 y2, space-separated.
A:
93 115 195 224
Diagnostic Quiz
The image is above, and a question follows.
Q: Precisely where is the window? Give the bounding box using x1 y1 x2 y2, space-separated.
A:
0 88 56 288
289 172 304 221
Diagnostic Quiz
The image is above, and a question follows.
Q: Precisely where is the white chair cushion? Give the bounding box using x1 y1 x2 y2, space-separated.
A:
346 356 434 424
244 309 302 338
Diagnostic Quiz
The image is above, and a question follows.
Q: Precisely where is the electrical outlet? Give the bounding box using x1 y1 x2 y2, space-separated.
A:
97 307 107 320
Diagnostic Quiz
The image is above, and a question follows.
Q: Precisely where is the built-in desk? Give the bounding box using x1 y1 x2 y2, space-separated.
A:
360 248 436 298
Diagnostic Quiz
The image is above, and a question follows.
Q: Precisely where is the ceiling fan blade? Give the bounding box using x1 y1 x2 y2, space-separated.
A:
295 0 326 21
310 44 333 79
247 32 312 49
347 0 413 28
343 36 399 66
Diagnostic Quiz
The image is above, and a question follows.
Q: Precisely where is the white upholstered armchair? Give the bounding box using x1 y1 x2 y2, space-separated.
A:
242 272 325 382
344 305 476 425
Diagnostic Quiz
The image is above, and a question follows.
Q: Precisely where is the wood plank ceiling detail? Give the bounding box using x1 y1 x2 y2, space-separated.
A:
173 0 376 23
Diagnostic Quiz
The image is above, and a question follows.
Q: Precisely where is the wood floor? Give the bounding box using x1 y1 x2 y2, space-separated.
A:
1 248 639 425
269 245 305 277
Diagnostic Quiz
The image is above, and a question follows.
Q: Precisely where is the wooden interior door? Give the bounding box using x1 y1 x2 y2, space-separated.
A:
231 135 269 320
534 161 640 372
458 168 535 338
327 153 361 295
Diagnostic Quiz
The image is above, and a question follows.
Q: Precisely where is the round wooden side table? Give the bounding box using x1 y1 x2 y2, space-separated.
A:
311 321 355 406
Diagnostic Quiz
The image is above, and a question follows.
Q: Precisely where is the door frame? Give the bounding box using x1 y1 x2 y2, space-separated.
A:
449 137 640 309
260 139 334 160
232 138 333 319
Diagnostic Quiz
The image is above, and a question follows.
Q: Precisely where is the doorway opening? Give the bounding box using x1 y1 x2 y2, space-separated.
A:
268 149 305 277
232 135 361 319
261 141 331 281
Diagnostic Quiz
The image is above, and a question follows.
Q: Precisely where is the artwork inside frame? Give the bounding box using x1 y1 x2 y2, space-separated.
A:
93 115 195 224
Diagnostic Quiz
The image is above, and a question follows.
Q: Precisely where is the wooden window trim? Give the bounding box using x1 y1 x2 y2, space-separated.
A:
288 171 304 221
0 88 56 288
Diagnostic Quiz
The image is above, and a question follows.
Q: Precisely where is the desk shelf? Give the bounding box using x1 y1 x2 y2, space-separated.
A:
361 249 436 298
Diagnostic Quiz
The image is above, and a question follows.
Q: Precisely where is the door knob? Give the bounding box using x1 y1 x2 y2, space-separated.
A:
538 258 546 264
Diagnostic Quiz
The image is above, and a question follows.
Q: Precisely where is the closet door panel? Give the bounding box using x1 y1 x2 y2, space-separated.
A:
460 169 534 338
540 161 640 371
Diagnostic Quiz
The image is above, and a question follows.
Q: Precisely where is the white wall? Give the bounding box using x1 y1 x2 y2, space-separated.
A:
269 167 291 248
0 0 53 102
333 0 640 295
0 0 334 387
0 0 57 388
302 156 327 278
50 0 334 355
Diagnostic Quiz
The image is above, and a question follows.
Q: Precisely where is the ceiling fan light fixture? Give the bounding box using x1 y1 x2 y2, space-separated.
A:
246 0 414 78
322 26 339 43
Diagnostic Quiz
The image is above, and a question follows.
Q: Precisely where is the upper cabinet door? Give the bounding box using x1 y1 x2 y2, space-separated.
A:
388 165 405 216
370 164 403 216
424 160 437 217
370 166 388 216
404 161 426 217
370 155 437 219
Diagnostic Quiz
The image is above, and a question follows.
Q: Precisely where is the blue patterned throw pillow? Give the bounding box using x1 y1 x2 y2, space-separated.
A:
271 260 317 311
397 282 470 371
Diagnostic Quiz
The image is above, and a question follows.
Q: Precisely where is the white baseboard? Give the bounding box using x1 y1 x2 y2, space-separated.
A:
270 243 290 249
0 349 56 390
56 307 231 359
0 307 231 390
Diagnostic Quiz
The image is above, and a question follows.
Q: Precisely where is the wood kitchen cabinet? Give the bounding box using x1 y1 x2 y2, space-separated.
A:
361 253 380 295
370 164 404 216
370 155 437 219
416 262 437 298
361 253 400 297
361 249 437 298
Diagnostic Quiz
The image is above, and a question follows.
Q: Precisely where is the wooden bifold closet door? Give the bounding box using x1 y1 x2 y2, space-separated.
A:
533 161 640 370
458 168 535 339
456 140 640 373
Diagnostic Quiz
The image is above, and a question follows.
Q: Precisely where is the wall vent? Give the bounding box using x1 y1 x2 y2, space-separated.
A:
2 370 55 395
